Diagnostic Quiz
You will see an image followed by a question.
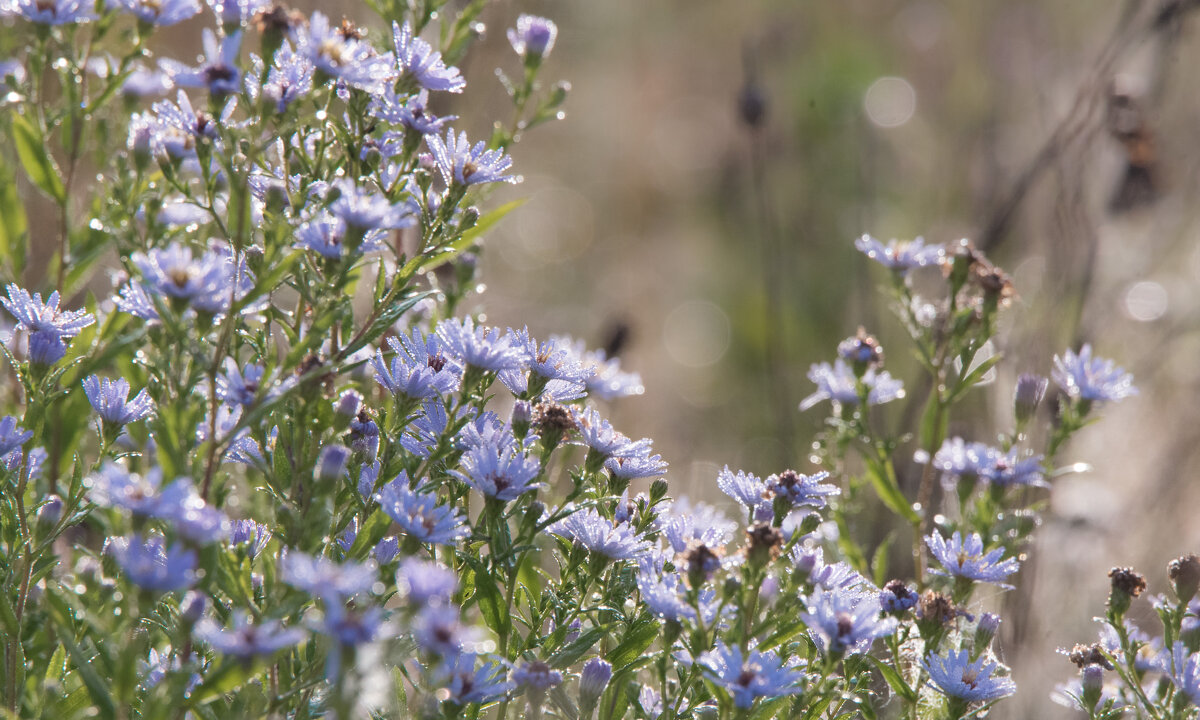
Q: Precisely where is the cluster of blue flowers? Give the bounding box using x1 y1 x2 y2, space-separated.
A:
0 0 1157 717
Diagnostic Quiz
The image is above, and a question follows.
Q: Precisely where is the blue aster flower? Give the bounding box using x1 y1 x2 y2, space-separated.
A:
399 400 451 459
717 466 769 511
427 128 519 187
294 12 394 93
335 517 358 553
439 654 514 705
1052 345 1137 404
319 605 383 647
766 469 839 509
160 29 242 95
328 179 418 230
855 234 945 272
294 214 384 258
636 566 723 625
83 375 154 426
279 550 376 602
375 473 468 545
450 433 542 502
507 15 557 60
114 282 159 321
512 661 562 692
392 21 465 93
258 41 314 113
4 0 95 23
605 439 668 479
107 0 199 25
397 557 458 606
549 507 651 560
574 407 633 458
436 316 525 373
498 327 591 398
373 536 399 565
551 335 645 400
801 589 896 655
229 518 271 559
195 613 305 658
109 534 196 591
923 649 1016 703
2 284 95 341
790 547 873 595
696 641 804 709
412 604 482 657
926 531 1020 587
132 243 247 314
932 438 1046 488
1163 642 1200 706
0 416 32 458
371 329 460 400
799 359 904 411
656 497 736 553
215 357 293 407
370 87 457 136
162 482 229 544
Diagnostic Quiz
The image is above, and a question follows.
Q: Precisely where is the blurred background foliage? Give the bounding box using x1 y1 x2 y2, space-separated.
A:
7 0 1200 715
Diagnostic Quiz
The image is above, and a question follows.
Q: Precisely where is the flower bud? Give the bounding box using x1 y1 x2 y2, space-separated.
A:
373 537 399 565
316 444 350 482
1014 373 1048 426
649 478 669 503
578 657 612 713
37 494 63 529
334 390 362 419
974 612 1001 652
1169 554 1200 605
509 15 557 61
511 400 533 439
179 590 207 624
28 331 65 367
1081 664 1105 711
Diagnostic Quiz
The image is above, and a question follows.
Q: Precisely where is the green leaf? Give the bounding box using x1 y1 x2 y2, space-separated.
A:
548 626 607 669
344 509 391 561
463 558 510 637
339 289 434 358
871 535 892 588
419 198 525 273
188 660 257 706
863 459 920 526
10 113 65 203
605 615 658 671
0 159 27 275
866 656 917 704
0 590 18 636
56 634 115 720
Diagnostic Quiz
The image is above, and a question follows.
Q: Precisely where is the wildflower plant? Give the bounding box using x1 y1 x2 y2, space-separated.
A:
0 1 1157 720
